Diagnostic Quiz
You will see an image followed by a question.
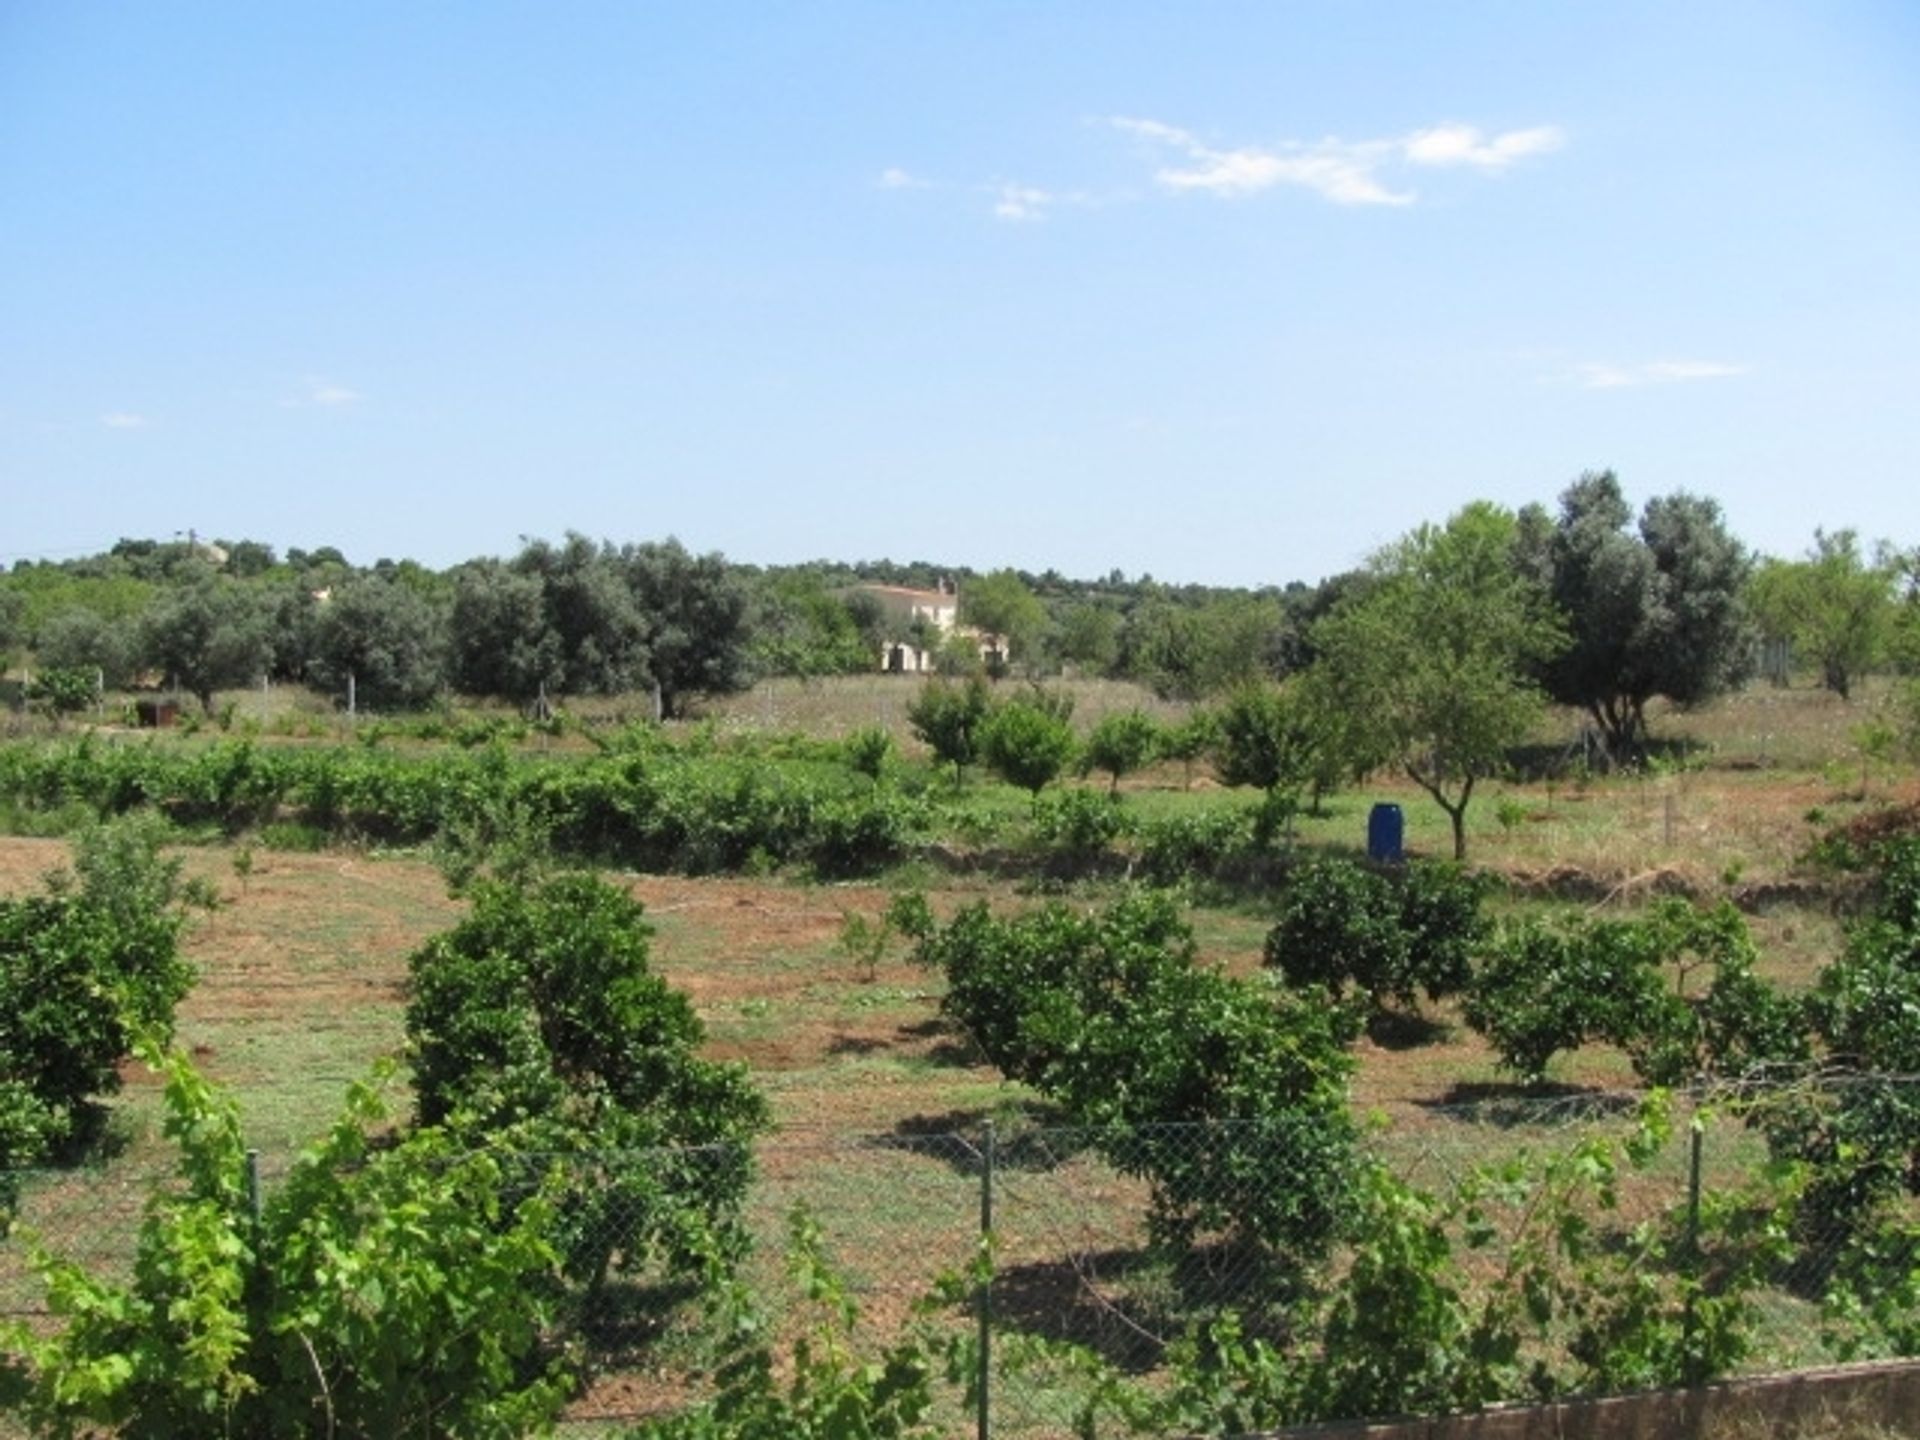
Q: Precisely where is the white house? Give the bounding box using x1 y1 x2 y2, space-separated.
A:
852 580 1003 674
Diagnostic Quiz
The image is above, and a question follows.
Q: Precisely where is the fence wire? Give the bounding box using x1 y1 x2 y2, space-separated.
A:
4 1080 1920 1438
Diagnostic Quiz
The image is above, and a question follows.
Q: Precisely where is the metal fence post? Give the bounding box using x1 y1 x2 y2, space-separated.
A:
979 1120 994 1440
1683 1119 1704 1384
246 1148 263 1231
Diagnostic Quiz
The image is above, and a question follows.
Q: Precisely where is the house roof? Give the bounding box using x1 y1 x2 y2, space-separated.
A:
854 583 953 605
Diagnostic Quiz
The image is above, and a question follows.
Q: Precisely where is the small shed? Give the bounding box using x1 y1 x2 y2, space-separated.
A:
134 698 181 729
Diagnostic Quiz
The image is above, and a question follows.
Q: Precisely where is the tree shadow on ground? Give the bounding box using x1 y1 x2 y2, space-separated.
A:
896 1016 980 1069
1365 1009 1453 1050
1505 733 1710 782
872 1102 1090 1177
1419 1080 1637 1128
565 1274 708 1369
825 1033 891 1057
989 1241 1305 1375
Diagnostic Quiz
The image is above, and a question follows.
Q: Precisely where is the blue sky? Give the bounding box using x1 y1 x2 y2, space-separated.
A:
3 3 1916 587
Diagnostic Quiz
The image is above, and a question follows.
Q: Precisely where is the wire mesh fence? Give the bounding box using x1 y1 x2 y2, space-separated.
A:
4 1080 1920 1437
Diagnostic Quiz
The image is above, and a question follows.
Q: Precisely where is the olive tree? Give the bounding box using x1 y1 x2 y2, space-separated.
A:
1523 472 1753 761
137 570 275 713
446 559 560 702
621 538 755 718
307 575 449 712
34 607 138 689
511 534 649 697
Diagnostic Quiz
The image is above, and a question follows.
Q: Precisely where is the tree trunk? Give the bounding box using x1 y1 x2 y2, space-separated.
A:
1406 766 1474 862
1586 697 1643 771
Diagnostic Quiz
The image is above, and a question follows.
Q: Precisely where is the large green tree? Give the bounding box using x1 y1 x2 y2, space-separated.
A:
622 538 755 718
446 560 560 702
1749 530 1899 700
749 572 876 679
137 569 275 713
307 575 449 712
1122 594 1288 700
1524 472 1753 760
0 588 22 666
959 569 1045 673
511 534 649 697
33 607 138 689
1313 502 1564 861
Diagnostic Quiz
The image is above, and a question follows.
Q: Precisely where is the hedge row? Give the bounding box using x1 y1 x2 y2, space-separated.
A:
0 738 928 877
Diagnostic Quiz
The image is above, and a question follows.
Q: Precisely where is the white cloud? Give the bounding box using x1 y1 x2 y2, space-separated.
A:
1405 123 1565 170
1110 115 1561 207
308 380 362 406
993 183 1056 222
1113 116 1407 206
1110 117 1197 148
1575 359 1750 389
284 378 363 408
99 412 147 429
886 116 1562 224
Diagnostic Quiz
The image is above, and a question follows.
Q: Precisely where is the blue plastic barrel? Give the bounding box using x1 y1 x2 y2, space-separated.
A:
1367 803 1404 863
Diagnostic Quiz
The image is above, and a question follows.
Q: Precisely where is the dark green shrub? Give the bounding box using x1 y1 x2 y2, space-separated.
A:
1464 899 1803 1086
0 817 197 1164
1464 915 1667 1084
406 873 770 1286
1137 806 1253 885
1396 862 1490 1005
1028 787 1133 862
1754 839 1920 1237
1265 860 1402 1006
1264 858 1486 1015
911 890 1357 1255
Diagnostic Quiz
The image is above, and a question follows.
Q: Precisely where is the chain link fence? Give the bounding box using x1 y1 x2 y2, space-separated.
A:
4 1080 1920 1437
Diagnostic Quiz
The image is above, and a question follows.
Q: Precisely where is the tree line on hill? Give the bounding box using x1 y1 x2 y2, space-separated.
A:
2 473 1917 741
